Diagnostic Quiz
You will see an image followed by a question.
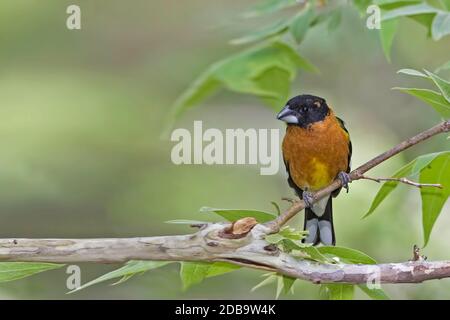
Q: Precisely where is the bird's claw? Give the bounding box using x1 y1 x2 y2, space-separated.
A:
302 191 315 208
338 171 351 193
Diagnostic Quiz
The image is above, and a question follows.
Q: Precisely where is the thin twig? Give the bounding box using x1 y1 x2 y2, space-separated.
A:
264 120 450 233
360 175 443 189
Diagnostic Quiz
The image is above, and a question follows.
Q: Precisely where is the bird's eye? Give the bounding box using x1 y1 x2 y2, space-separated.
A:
301 105 308 112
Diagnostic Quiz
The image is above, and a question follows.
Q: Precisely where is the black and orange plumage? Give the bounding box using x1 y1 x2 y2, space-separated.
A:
277 94 352 246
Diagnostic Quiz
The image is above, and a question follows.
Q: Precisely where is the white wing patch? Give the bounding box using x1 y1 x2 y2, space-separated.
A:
318 220 333 245
311 195 329 217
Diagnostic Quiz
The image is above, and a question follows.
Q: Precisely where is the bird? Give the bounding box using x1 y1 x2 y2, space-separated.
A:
277 94 352 246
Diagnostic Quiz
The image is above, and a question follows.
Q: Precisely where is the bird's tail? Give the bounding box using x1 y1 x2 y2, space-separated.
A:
303 197 335 246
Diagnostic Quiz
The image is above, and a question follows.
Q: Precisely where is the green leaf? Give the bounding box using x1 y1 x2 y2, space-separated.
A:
180 262 211 290
393 87 450 118
230 20 289 45
379 18 399 62
251 273 277 292
382 3 441 21
264 229 330 263
358 284 390 300
435 60 450 73
353 0 372 14
424 70 450 103
409 13 435 32
374 0 422 9
180 261 241 290
170 41 317 122
200 206 276 222
0 262 63 283
252 273 295 298
276 276 283 299
397 68 428 77
70 260 170 293
264 226 331 262
321 284 354 300
205 262 241 277
327 9 342 33
278 226 307 240
420 152 450 246
364 152 445 218
442 0 450 10
317 246 377 264
280 238 307 252
299 246 331 263
276 275 296 298
290 5 315 44
265 233 285 244
244 0 299 18
309 12 330 27
431 12 450 40
171 74 220 120
282 275 296 294
257 67 291 110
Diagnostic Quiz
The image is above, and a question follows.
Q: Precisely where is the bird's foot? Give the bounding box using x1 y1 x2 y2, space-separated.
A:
338 171 351 193
302 191 315 208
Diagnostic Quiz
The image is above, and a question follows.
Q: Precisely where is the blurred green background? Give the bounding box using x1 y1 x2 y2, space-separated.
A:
0 0 449 299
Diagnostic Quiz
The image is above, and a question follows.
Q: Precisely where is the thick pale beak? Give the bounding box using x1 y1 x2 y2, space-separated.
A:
277 106 298 124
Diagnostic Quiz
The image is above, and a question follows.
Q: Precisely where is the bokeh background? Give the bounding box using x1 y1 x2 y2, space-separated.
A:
0 0 449 299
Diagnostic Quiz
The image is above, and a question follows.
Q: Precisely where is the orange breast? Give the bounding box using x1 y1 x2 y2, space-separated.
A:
282 113 350 191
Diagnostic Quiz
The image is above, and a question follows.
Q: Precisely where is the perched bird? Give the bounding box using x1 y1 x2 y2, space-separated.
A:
277 94 352 246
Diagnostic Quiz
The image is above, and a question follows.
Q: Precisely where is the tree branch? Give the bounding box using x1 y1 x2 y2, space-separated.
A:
264 120 450 232
1 223 450 284
0 121 448 285
359 175 443 189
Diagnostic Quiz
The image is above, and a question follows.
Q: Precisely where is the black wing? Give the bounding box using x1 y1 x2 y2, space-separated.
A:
332 117 352 197
336 116 352 173
283 157 304 198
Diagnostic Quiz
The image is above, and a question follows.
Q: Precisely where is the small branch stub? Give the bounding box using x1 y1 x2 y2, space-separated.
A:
410 245 427 262
0 121 448 285
219 217 258 239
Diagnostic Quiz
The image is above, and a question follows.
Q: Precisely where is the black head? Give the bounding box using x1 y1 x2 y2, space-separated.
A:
277 94 330 128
